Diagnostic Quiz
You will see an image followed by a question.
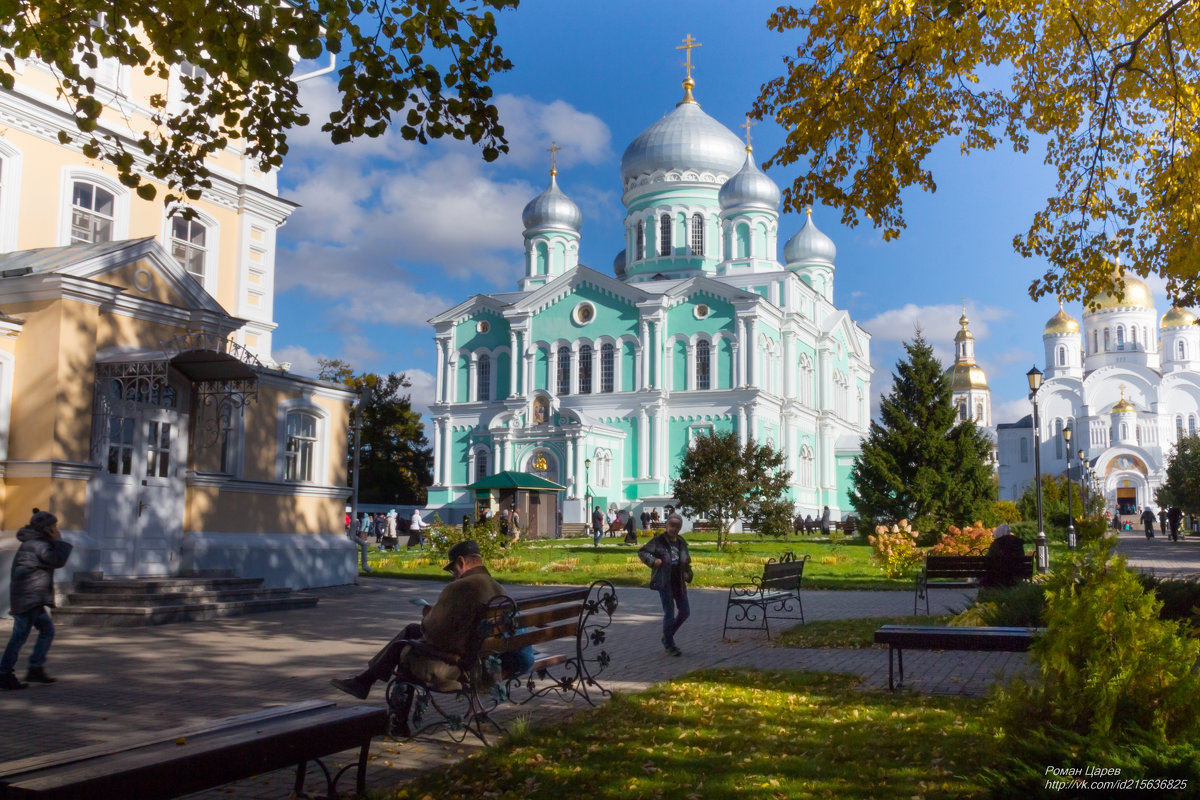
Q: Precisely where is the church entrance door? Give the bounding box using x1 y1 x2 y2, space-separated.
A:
93 387 187 577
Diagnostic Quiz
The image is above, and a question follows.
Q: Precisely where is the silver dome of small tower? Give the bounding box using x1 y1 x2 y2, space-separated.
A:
718 149 780 213
783 208 837 267
522 170 581 234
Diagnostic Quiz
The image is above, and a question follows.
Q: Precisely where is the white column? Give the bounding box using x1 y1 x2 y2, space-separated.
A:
686 341 695 390
569 341 579 395
638 408 650 479
468 354 478 402
567 437 577 496
442 420 454 484
746 318 758 387
434 339 446 403
736 319 746 388
737 405 747 446
784 332 795 399
432 419 444 484
653 321 663 390
748 404 758 444
466 448 476 484
524 344 534 394
640 319 651 389
509 331 520 398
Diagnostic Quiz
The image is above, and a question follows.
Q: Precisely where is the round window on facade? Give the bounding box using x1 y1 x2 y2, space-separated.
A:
476 320 490 334
694 303 710 320
573 302 596 325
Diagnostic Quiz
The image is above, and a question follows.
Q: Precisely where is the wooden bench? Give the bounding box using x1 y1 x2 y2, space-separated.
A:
386 580 618 744
723 553 808 639
0 700 386 799
914 554 1034 614
873 624 1042 691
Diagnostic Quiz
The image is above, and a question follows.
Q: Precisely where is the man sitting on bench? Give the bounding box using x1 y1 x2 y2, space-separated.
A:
330 541 532 733
982 524 1027 588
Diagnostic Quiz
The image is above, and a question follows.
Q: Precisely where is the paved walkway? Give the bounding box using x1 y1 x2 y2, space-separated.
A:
0 533 1186 798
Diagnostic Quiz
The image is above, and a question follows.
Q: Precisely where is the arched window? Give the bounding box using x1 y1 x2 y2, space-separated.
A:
1130 326 1138 348
1054 419 1064 459
1057 346 1066 367
659 213 671 256
1092 329 1098 354
975 402 984 421
600 343 615 392
578 344 593 394
696 339 711 390
1104 328 1111 350
556 347 570 395
1116 325 1125 349
799 445 814 487
1120 422 1128 440
798 355 814 406
690 213 704 256
635 220 644 260
476 449 488 480
284 411 318 482
71 181 115 243
957 400 967 421
1191 415 1197 435
477 355 490 401
1177 415 1184 439
594 448 613 489
1179 340 1188 361
1020 437 1029 463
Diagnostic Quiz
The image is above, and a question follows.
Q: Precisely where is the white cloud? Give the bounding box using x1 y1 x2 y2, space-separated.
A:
992 396 1032 426
273 344 326 377
402 368 436 418
494 95 612 169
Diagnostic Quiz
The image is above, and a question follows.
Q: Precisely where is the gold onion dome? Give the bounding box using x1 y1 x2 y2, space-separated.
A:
1161 306 1197 328
1044 302 1080 335
1111 389 1136 414
1093 271 1154 310
946 363 989 390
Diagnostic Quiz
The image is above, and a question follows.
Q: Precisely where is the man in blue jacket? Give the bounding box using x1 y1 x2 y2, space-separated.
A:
2 510 72 690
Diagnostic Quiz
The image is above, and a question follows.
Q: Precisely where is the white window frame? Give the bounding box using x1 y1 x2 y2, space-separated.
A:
0 140 23 252
0 350 14 461
275 399 330 484
218 403 245 476
164 205 220 296
59 169 130 246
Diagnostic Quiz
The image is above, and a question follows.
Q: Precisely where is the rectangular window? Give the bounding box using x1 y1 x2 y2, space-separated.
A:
106 415 135 475
71 182 115 244
285 411 317 482
600 344 615 393
690 213 704 256
696 340 710 390
145 421 172 478
477 356 490 401
556 347 570 395
171 216 207 281
659 214 671 256
578 345 592 394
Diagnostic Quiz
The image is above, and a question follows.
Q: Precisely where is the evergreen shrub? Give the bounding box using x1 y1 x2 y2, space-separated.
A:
987 539 1200 794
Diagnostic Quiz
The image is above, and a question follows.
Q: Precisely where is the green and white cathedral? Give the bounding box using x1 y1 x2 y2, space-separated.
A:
426 69 872 532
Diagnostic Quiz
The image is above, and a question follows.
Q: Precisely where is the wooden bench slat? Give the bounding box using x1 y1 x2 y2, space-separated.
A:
507 587 589 607
0 700 335 779
512 603 585 628
480 620 579 652
873 624 1043 690
0 705 385 800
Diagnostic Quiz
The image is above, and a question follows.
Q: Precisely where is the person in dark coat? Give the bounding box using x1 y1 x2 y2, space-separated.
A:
1141 507 1156 539
1168 506 1184 541
982 524 1027 588
819 506 832 535
640 508 651 530
623 510 638 545
1 511 72 690
638 515 691 656
592 506 604 547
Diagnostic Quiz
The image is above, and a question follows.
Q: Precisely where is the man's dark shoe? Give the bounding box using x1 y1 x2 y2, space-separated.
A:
667 645 683 657
330 677 371 700
24 667 55 684
0 673 27 690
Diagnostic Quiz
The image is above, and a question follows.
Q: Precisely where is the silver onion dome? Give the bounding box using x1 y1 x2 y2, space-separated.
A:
613 248 627 278
718 151 780 212
620 101 746 185
783 209 836 267
522 174 582 233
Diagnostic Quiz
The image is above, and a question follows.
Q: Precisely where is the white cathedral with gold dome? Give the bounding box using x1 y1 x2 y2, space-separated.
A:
424 42 872 532
996 271 1200 512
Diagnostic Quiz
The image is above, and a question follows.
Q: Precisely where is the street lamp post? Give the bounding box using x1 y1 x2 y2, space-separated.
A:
1063 425 1076 550
1027 366 1049 573
584 457 593 545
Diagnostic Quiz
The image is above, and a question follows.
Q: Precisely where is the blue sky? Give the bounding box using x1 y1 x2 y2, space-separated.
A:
272 0 1177 431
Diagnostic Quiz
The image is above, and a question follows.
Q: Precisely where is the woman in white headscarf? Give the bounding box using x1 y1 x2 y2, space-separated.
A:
407 509 426 550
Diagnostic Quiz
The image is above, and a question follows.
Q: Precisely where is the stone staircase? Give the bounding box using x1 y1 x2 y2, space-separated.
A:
54 570 319 627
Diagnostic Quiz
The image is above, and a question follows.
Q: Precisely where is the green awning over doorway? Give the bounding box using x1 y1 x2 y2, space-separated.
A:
465 470 566 491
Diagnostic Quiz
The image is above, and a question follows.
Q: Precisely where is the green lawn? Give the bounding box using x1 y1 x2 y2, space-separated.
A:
773 615 954 648
380 669 992 800
366 534 916 590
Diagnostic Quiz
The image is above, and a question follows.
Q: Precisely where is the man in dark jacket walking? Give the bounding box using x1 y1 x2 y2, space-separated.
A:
1141 507 1156 539
1 511 72 690
638 514 691 656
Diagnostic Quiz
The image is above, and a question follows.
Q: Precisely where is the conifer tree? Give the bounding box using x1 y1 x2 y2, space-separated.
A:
850 331 994 532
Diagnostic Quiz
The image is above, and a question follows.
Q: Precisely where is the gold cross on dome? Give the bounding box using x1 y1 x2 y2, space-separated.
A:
547 141 561 175
677 34 702 80
740 114 757 150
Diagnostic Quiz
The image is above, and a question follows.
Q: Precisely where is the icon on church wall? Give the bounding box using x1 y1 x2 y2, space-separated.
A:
694 303 710 319
527 448 554 478
532 395 549 426
476 320 490 333
573 302 596 325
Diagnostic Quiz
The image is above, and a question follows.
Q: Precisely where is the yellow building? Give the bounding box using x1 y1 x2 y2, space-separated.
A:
0 37 356 599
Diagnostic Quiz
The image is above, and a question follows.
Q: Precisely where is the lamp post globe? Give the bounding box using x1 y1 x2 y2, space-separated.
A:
1027 365 1049 572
